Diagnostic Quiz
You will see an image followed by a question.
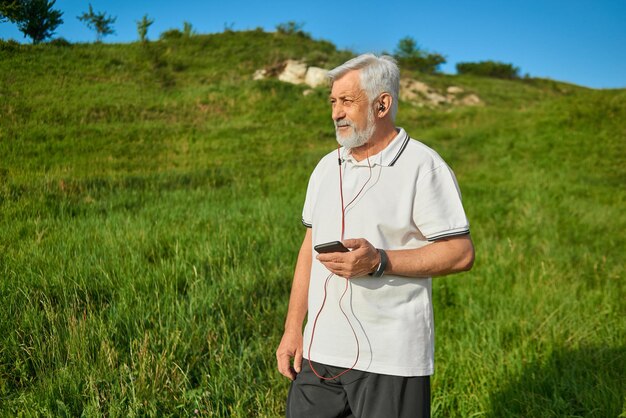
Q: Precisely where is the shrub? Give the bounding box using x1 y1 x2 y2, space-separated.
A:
456 60 521 79
0 38 22 51
393 36 446 74
275 21 311 39
159 29 183 41
48 36 70 46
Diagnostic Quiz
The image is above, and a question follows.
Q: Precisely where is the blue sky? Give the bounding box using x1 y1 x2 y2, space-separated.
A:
2 0 625 89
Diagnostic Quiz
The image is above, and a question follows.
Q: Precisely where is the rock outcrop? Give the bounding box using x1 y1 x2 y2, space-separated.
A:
304 67 329 88
254 60 329 89
254 60 483 107
278 60 308 84
401 79 483 108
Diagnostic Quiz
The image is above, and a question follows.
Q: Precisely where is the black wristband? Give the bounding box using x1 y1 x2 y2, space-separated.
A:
371 249 388 278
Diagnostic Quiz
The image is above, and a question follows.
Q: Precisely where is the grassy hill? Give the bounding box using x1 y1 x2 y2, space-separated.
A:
1 30 625 416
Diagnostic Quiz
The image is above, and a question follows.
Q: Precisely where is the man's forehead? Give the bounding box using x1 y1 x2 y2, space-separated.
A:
330 70 364 97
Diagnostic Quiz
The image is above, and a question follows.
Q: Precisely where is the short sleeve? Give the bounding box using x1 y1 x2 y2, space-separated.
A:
301 174 315 228
413 164 469 241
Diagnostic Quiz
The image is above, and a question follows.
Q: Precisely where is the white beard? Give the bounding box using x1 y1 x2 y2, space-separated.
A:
334 108 375 149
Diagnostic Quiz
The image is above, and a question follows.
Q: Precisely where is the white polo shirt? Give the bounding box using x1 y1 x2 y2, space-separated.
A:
301 128 469 377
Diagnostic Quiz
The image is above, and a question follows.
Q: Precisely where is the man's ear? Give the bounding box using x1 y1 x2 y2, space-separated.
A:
376 93 393 117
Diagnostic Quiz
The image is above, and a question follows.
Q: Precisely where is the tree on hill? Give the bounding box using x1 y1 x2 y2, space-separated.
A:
136 14 153 42
394 36 446 74
1 0 63 44
0 0 22 22
77 4 115 43
182 21 195 38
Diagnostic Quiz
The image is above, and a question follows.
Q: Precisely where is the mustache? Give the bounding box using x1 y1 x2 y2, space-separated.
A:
334 120 354 129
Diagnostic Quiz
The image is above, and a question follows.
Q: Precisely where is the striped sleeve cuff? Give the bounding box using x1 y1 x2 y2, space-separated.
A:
301 218 312 228
426 228 470 242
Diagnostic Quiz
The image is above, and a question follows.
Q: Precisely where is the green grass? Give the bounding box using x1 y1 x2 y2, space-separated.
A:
1 30 625 417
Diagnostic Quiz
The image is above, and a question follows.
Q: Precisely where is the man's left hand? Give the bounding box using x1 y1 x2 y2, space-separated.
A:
316 238 380 279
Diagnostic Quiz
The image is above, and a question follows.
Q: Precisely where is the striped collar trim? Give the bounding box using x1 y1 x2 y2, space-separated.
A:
342 128 410 167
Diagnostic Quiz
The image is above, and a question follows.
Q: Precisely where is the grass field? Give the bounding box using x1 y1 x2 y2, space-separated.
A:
1 31 625 417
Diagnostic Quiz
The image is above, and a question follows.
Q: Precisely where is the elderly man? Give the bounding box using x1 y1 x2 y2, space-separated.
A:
276 54 474 417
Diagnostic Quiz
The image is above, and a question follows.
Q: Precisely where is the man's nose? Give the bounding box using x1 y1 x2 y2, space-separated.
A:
332 104 345 121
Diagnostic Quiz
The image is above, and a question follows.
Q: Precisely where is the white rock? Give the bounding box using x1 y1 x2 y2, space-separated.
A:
401 79 431 94
425 92 448 105
253 69 267 80
398 77 483 107
460 94 483 106
278 60 308 84
305 67 329 88
302 89 314 96
447 86 464 94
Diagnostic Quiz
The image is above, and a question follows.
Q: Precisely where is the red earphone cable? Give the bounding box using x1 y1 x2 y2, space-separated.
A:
338 146 346 240
307 145 372 380
342 153 373 226
307 272 360 380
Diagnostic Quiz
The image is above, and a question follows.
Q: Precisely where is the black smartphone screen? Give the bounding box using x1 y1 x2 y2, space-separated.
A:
314 241 349 254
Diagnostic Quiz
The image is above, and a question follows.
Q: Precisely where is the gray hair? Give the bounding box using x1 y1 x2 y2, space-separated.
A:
328 53 400 121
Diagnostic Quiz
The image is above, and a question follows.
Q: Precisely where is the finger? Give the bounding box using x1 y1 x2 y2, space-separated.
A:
317 253 348 263
342 238 363 249
277 354 296 380
324 259 367 279
319 260 344 274
279 365 296 380
294 349 303 373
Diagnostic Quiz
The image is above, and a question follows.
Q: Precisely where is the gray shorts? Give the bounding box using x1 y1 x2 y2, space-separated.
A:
286 360 430 418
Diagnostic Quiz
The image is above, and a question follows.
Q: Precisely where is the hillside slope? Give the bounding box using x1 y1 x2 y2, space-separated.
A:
1 31 625 416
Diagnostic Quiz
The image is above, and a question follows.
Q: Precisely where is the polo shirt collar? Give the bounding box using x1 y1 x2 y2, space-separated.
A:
341 128 410 167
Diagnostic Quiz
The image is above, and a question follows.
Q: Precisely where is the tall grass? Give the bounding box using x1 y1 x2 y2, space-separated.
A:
1 31 624 416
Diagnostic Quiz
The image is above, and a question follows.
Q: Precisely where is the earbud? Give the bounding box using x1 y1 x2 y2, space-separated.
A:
379 103 386 112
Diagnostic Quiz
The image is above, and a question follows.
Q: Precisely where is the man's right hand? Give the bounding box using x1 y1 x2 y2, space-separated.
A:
276 329 303 381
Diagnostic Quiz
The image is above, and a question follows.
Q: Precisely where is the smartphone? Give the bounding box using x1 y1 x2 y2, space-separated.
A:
314 241 349 254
